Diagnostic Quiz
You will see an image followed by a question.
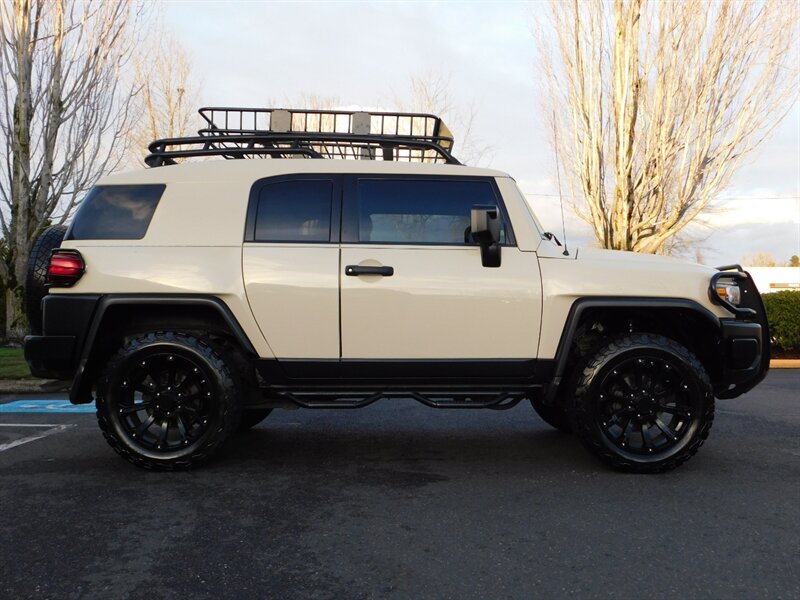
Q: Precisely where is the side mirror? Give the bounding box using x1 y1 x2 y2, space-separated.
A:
470 206 501 268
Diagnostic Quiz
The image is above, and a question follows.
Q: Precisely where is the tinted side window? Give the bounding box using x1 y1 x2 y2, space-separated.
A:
357 179 506 245
66 185 165 240
254 180 333 242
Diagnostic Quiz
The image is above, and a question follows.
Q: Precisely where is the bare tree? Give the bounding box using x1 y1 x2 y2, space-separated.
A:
126 32 197 166
395 71 493 167
0 0 146 338
289 93 341 111
741 252 778 267
537 0 798 254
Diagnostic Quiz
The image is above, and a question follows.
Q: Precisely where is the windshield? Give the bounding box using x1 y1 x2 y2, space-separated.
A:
505 179 547 239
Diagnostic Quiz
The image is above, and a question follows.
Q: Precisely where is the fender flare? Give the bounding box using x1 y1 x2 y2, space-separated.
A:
70 294 256 404
545 297 722 403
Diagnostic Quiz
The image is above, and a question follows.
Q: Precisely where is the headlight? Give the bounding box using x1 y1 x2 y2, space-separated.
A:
715 282 741 305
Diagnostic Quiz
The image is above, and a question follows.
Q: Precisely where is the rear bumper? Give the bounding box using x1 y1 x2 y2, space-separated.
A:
23 294 100 381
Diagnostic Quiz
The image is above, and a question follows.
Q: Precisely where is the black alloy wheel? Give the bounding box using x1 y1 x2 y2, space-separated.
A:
594 355 699 455
571 334 714 473
97 332 241 470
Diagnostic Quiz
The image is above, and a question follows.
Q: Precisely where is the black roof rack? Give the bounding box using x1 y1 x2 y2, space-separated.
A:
145 107 461 167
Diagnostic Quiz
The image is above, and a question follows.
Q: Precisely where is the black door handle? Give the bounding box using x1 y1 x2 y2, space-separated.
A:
345 265 394 277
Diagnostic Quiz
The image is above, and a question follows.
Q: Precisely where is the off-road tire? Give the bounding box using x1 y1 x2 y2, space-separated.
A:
530 397 572 433
25 225 67 335
96 331 242 470
238 409 273 432
570 333 714 474
207 338 270 432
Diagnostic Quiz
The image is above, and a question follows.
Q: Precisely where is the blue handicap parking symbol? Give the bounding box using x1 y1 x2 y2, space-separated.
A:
0 400 96 413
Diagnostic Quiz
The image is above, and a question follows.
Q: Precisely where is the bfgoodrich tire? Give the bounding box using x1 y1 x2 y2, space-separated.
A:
570 333 714 473
96 332 242 470
25 225 67 335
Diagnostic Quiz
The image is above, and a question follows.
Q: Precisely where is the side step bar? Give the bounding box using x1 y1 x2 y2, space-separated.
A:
253 390 529 410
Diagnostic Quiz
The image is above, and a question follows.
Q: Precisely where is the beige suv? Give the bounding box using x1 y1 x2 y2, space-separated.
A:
24 107 770 472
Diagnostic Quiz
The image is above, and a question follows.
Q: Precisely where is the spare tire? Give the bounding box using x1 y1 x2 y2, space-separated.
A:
25 225 68 335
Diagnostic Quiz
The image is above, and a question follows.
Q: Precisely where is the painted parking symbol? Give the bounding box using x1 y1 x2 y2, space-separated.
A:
0 400 95 414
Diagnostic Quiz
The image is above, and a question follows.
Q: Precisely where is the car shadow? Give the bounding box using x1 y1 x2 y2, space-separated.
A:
216 413 595 478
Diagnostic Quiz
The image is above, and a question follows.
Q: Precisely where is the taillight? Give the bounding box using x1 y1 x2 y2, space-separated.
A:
47 249 85 287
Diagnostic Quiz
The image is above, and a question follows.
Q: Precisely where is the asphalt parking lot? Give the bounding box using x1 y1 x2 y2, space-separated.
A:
1 371 798 600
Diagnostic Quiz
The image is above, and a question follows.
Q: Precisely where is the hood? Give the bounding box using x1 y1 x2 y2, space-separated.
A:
538 244 718 277
575 247 720 279
576 247 702 268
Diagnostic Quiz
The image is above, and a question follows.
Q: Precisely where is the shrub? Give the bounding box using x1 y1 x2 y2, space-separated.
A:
762 291 800 351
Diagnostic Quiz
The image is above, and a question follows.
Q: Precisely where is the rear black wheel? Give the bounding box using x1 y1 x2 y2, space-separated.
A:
571 334 714 473
25 225 67 334
96 332 242 470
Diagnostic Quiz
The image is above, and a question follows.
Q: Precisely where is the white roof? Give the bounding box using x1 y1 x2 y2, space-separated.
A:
101 159 510 185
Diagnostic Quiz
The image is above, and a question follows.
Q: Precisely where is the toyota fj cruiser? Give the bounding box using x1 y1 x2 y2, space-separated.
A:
23 107 770 472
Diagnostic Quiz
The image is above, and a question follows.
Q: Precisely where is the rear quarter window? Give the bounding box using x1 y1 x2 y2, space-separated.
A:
65 184 165 240
252 179 333 243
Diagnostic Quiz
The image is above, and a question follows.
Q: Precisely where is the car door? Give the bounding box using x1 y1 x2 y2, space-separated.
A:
339 175 542 377
243 175 342 372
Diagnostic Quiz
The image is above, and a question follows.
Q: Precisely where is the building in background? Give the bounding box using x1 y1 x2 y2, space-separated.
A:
746 267 800 294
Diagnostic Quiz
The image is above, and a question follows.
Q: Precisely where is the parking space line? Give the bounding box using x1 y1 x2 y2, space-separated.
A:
0 423 65 427
0 424 73 452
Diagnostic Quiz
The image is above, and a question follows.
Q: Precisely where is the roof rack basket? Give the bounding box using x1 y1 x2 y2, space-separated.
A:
145 107 460 167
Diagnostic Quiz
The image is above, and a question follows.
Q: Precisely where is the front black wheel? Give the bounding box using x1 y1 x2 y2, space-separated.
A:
96 332 242 470
571 334 714 473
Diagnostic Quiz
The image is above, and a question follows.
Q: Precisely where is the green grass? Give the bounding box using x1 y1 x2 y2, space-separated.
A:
0 347 32 379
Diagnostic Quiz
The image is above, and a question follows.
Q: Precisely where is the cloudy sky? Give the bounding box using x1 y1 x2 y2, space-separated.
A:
163 1 799 266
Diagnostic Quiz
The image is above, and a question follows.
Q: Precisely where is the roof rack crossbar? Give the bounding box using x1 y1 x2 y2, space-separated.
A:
144 146 322 167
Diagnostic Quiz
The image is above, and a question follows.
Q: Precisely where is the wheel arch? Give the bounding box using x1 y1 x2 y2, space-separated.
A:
70 295 256 404
547 297 723 404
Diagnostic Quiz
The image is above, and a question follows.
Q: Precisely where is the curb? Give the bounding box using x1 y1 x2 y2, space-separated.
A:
770 359 800 369
0 379 71 395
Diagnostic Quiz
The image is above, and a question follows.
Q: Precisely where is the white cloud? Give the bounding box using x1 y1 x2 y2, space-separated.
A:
710 198 800 227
